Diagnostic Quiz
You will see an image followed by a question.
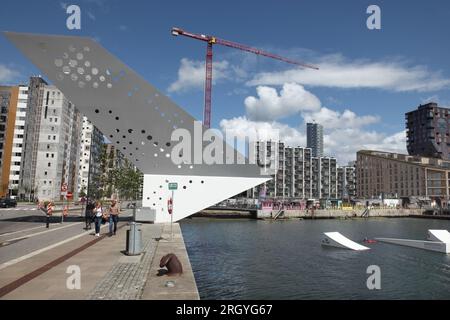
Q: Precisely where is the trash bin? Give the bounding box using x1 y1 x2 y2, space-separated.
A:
126 222 142 255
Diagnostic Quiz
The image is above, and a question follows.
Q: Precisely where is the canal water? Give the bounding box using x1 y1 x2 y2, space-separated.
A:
180 217 450 299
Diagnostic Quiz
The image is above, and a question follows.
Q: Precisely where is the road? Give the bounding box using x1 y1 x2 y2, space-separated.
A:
0 205 133 267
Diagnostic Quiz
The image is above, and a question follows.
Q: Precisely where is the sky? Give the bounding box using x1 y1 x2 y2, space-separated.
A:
1 0 450 164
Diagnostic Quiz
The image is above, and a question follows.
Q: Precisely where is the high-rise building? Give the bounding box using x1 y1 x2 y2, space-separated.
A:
18 77 82 201
251 141 338 199
8 85 29 196
356 150 450 201
78 116 104 199
406 102 450 160
0 86 19 197
19 76 47 200
306 122 323 158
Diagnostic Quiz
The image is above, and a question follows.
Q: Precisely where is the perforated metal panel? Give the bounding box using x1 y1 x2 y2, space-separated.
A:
4 31 266 178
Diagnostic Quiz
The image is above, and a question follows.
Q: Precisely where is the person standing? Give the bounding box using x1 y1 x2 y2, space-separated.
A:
93 201 103 237
45 201 54 228
108 200 121 236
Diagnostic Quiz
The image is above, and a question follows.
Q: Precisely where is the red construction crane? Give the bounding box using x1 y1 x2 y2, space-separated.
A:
171 27 319 128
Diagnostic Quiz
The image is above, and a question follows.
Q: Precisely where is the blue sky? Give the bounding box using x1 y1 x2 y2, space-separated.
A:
1 0 450 163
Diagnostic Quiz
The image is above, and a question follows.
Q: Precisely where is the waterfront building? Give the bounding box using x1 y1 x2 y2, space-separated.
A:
251 141 338 200
337 164 356 200
77 116 104 199
306 122 323 158
357 150 450 203
406 102 450 160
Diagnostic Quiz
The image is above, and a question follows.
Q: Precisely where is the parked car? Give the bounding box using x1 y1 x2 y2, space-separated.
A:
0 198 17 208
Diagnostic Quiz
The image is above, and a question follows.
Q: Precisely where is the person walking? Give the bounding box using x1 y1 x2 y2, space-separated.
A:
85 200 95 230
108 200 121 236
93 201 103 237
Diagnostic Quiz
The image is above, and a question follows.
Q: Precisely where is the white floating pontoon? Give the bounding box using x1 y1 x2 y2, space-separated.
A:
322 232 370 251
375 237 450 254
427 229 450 243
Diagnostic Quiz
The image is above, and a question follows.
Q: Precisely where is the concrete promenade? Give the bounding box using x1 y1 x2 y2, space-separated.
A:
258 208 424 219
0 220 199 300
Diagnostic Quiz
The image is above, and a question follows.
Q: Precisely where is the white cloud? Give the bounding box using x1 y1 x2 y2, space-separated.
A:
168 58 231 93
245 83 321 121
247 54 450 92
219 83 407 165
220 116 406 165
0 65 20 83
303 107 379 130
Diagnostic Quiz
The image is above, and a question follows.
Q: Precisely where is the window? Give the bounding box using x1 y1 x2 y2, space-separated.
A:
46 153 49 158
48 162 51 167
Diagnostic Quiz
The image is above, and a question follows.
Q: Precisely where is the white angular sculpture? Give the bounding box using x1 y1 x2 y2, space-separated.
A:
4 32 270 223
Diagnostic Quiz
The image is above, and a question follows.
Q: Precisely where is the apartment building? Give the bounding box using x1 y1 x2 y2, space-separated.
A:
337 165 356 200
357 150 450 202
406 102 450 160
251 141 339 200
78 116 104 197
307 122 324 158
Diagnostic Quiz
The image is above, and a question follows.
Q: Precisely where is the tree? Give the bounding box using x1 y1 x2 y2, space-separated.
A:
111 165 143 200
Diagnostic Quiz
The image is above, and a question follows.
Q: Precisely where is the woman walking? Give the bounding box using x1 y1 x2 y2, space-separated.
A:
108 200 121 236
93 201 103 237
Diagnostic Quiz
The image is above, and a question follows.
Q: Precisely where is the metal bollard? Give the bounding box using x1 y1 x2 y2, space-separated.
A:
126 222 142 255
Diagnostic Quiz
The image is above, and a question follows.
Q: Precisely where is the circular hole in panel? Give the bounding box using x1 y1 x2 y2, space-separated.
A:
165 142 171 147
55 59 63 67
71 74 78 81
153 142 158 146
115 129 120 133
153 203 155 206
136 147 139 151
128 129 133 134
153 191 156 194
84 61 91 67
78 81 85 88
189 165 193 169
154 153 158 157
165 154 170 158
201 180 204 184
76 52 84 60
141 129 146 134
56 74 64 81
93 82 99 89
106 69 111 76
147 136 152 141
62 66 71 74
99 75 106 82
92 68 99 75
83 46 90 52
159 197 162 200
95 109 99 113
109 135 113 138
115 116 119 120
183 186 186 190
116 141 120 144
141 141 145 145
69 59 78 67
123 147 126 150
159 185 163 188
159 148 164 152
130 153 133 156
189 180 192 183
122 135 126 139
147 197 150 200
85 75 92 81
129 141 133 145
109 110 112 114
63 52 69 59
77 67 84 75
177 165 181 169
107 83 112 89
